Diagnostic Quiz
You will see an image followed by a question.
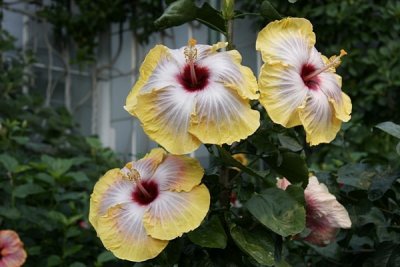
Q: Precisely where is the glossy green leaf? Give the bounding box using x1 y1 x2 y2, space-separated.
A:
337 163 374 190
230 225 274 266
246 187 305 237
264 152 309 186
47 255 62 267
368 169 399 201
260 1 282 21
97 251 116 264
154 0 197 30
41 155 74 178
196 3 226 34
188 216 227 249
35 172 55 185
66 171 90 183
375 121 400 139
373 242 400 267
13 184 45 198
0 154 18 172
0 207 20 220
278 134 303 152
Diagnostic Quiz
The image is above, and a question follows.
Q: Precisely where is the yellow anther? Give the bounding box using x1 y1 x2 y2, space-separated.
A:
304 49 348 81
184 38 198 63
188 38 197 47
127 169 140 182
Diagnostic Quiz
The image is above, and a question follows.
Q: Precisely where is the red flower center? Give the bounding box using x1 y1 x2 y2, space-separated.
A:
301 64 320 90
132 180 159 205
178 64 210 92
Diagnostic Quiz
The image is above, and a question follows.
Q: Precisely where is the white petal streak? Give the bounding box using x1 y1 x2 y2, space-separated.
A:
269 34 311 70
99 180 135 215
112 203 147 242
195 82 242 129
141 53 181 94
299 89 333 135
261 63 308 126
133 157 159 181
318 72 343 103
199 52 243 85
154 87 196 138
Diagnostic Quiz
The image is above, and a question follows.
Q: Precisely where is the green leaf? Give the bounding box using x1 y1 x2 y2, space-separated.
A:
14 164 31 173
35 172 55 185
66 171 90 183
260 1 282 21
27 246 41 256
85 137 102 149
246 187 305 237
97 251 116 264
41 155 74 178
188 216 227 249
0 154 18 172
70 263 86 267
196 3 226 34
375 121 400 139
230 225 274 266
47 255 62 267
373 242 400 267
0 207 20 220
48 210 68 226
368 169 399 201
337 163 374 190
13 183 45 198
11 136 29 144
55 192 86 202
264 152 309 186
63 245 83 258
396 142 400 155
278 134 303 152
154 0 197 30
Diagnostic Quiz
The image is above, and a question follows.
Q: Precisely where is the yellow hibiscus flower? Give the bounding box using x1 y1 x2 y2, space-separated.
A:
257 17 352 145
89 148 210 262
125 39 260 154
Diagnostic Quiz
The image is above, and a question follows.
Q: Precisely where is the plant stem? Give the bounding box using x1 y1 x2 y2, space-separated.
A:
226 19 234 50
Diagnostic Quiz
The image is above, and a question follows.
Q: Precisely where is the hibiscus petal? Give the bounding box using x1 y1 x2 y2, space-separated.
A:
259 62 308 127
125 45 170 116
143 184 210 240
318 73 352 122
305 176 351 229
0 230 27 267
298 89 342 145
256 17 316 66
96 204 168 262
189 83 260 145
134 87 201 155
226 50 259 100
128 148 166 180
89 169 134 229
151 154 204 192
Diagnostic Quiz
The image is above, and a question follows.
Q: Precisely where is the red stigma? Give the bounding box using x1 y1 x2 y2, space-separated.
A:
301 64 320 90
178 64 210 92
132 180 159 205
